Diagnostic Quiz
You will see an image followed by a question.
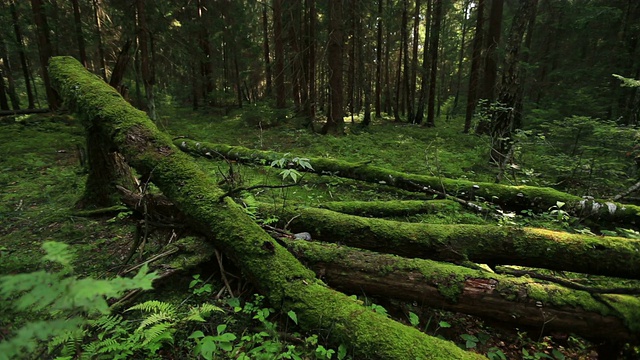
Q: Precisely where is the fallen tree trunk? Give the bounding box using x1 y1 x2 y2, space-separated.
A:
0 108 49 116
319 199 463 217
50 56 485 360
176 139 640 226
284 239 640 342
260 204 640 280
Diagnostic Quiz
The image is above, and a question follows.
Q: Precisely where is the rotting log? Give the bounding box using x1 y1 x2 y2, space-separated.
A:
49 56 485 360
259 204 640 280
319 199 462 217
175 139 640 226
0 108 49 116
283 239 640 342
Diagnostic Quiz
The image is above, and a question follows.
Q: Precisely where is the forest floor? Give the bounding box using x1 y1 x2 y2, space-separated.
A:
1 106 637 359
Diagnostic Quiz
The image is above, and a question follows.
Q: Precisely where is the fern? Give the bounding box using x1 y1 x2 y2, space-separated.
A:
128 299 176 314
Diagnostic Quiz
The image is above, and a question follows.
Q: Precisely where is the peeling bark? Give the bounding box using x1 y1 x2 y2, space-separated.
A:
174 139 640 226
49 56 485 360
285 239 639 342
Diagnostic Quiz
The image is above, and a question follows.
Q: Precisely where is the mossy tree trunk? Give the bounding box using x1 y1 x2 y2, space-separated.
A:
50 56 485 360
285 239 639 343
260 205 640 280
175 139 640 227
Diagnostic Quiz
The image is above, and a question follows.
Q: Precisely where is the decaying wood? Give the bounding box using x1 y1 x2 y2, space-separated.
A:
284 239 640 342
50 56 484 360
175 139 640 226
261 204 640 280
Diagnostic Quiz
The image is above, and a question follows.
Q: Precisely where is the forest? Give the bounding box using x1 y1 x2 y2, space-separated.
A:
1 0 640 359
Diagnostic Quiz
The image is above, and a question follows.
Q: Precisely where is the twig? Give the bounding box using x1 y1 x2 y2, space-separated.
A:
215 249 234 298
612 180 640 201
218 183 299 201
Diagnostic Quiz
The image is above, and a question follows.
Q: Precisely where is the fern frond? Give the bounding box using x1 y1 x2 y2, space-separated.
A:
137 312 175 331
140 322 175 346
127 300 176 315
184 303 224 322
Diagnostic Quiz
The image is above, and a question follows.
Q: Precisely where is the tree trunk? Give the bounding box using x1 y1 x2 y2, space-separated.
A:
409 0 421 122
136 0 156 120
264 204 640 280
92 0 108 82
30 0 60 110
307 0 316 119
175 139 640 226
452 0 470 116
50 56 484 360
286 240 638 343
464 0 484 133
402 0 413 123
0 38 18 110
262 3 272 97
512 0 539 131
322 0 344 135
71 0 88 67
273 0 286 108
11 1 35 109
0 67 9 110
393 41 403 122
476 0 503 135
490 0 536 166
109 39 132 91
414 0 431 125
425 0 443 127
375 0 383 117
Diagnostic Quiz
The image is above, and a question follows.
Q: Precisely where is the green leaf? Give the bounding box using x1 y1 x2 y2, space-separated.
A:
438 321 451 328
216 324 227 335
337 344 347 359
552 349 566 360
287 310 298 325
408 312 420 327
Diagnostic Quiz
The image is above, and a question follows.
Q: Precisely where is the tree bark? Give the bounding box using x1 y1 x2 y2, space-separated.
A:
30 0 60 110
175 139 640 226
307 0 316 119
375 0 383 117
263 204 640 280
490 0 536 166
262 3 272 97
464 0 485 133
425 0 443 127
273 0 286 108
0 67 9 110
71 0 88 67
50 56 484 360
136 0 156 120
10 1 35 109
286 240 639 342
414 0 431 125
109 39 132 91
92 0 108 82
322 0 344 135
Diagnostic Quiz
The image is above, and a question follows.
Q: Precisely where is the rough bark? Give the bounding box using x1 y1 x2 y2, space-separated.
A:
426 0 443 127
322 0 345 135
262 204 640 280
11 1 35 109
50 56 484 360
414 0 431 125
109 39 132 91
174 139 640 226
285 240 640 342
464 0 484 133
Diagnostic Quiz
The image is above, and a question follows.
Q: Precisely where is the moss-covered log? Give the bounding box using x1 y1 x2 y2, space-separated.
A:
260 204 640 280
284 239 640 342
50 56 485 360
176 139 640 225
319 200 462 217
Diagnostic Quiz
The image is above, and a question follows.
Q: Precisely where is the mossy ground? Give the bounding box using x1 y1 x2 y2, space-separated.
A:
1 104 637 358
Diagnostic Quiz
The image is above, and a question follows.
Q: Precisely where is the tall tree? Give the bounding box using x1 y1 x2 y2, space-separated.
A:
375 0 383 118
307 0 316 119
71 0 87 67
425 0 443 127
10 1 34 109
136 0 156 120
401 0 413 123
490 0 537 169
409 0 421 122
273 0 286 108
0 37 20 109
464 0 485 133
30 0 60 110
322 0 344 135
262 3 272 97
476 0 503 134
414 0 431 125
92 0 107 81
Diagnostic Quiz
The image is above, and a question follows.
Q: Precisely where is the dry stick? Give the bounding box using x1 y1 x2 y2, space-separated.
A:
214 249 235 298
407 180 497 217
120 246 180 276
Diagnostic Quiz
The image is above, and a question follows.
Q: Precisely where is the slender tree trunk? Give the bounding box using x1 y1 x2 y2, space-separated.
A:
262 3 272 97
513 0 539 131
425 0 442 127
414 0 431 125
383 0 393 114
0 67 9 110
71 0 88 67
0 38 20 110
11 1 35 109
375 0 383 118
92 0 108 81
234 54 242 108
30 0 60 110
464 0 484 133
476 0 503 134
308 0 316 119
409 0 421 122
393 43 403 122
109 39 132 90
136 0 156 120
322 0 344 135
273 0 286 108
452 0 470 115
402 0 413 123
490 0 536 166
